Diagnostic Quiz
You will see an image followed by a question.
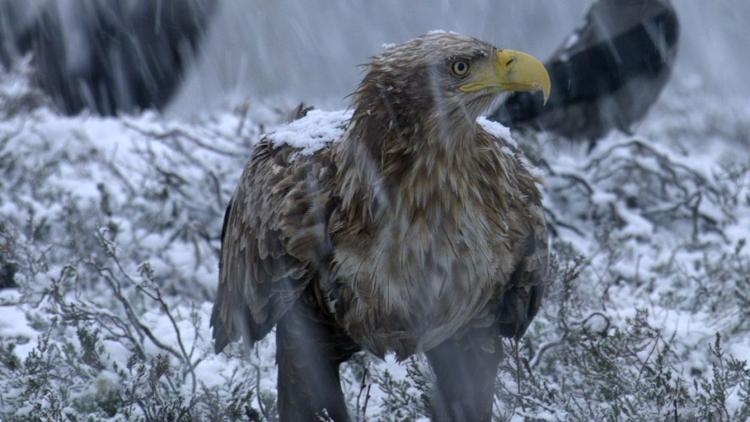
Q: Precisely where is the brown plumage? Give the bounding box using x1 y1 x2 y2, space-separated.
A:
211 32 551 421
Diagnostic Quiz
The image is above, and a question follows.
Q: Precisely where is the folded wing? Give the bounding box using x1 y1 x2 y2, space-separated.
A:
211 140 335 352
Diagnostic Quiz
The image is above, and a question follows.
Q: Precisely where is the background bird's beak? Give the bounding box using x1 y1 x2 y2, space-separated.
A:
460 49 551 105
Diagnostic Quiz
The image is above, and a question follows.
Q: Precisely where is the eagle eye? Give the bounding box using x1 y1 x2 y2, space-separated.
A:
450 60 470 77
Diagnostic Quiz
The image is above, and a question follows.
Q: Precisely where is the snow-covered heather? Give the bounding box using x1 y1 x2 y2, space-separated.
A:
1 62 749 420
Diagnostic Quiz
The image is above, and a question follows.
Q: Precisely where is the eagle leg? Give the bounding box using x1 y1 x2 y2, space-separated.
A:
426 328 503 422
275 295 356 422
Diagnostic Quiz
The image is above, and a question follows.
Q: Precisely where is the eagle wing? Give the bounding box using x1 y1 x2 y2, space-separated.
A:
490 136 549 339
210 140 335 352
496 206 548 339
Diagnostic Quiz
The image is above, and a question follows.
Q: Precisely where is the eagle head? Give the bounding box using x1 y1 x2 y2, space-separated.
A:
353 32 550 138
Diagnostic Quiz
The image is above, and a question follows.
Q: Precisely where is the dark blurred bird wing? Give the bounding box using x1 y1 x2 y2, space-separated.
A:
491 0 679 142
210 140 335 352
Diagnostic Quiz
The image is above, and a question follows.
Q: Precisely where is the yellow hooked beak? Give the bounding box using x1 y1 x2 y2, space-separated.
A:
459 49 551 104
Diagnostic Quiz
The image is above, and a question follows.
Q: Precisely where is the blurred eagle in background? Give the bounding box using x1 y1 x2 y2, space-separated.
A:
211 33 551 421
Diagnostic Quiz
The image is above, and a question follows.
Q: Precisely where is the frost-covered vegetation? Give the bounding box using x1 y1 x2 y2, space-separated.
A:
1 62 749 421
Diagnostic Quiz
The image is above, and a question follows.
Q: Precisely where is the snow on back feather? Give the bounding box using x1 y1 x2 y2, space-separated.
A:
267 109 352 155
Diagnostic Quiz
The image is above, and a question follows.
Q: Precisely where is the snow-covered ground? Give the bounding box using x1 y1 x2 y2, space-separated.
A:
1 61 749 420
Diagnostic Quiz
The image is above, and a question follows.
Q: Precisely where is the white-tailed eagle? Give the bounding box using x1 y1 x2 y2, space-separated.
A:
212 32 550 421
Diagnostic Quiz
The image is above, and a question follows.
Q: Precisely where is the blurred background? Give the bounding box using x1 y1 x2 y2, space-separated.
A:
172 0 750 113
2 0 749 116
